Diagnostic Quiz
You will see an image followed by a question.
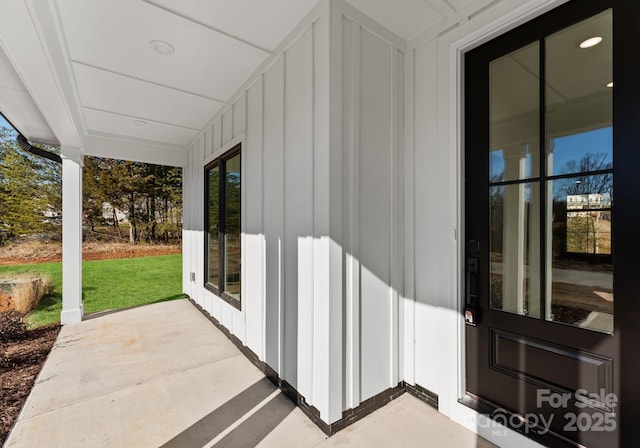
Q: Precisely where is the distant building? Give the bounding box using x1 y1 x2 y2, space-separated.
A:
101 202 127 223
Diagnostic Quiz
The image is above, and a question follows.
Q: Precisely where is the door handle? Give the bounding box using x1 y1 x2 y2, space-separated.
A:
465 240 480 326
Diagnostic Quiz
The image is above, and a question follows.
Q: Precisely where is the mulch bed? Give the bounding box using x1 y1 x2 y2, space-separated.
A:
0 323 60 445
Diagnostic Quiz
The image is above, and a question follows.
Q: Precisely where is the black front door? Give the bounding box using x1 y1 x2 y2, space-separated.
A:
464 1 640 446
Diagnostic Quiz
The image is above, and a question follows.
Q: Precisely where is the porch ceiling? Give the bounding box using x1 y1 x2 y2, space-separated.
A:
0 0 480 164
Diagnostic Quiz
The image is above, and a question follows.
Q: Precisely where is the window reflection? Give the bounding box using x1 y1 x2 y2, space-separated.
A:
545 10 612 176
486 9 613 332
490 42 540 182
490 183 541 316
207 165 219 289
544 9 613 333
224 154 241 299
548 175 613 333
204 146 242 306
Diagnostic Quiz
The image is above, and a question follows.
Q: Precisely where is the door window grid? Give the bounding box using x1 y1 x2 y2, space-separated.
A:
488 9 613 333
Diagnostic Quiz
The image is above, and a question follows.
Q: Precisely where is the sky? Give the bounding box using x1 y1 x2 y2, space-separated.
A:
553 126 612 171
0 114 11 129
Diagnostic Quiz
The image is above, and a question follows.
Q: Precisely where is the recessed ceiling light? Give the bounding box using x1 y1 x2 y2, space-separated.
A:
579 36 602 49
149 40 175 55
606 81 613 88
133 119 147 127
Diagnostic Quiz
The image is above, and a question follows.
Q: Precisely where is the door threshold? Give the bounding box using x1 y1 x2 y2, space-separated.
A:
459 394 586 448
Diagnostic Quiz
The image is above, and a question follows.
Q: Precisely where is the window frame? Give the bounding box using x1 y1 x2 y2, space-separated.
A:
204 143 242 309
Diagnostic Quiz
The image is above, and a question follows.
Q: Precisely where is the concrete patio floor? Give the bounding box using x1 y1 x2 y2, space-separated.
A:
5 299 495 447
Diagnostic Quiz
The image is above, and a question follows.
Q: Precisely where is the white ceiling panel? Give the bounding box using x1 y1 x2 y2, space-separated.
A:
0 46 58 144
346 0 445 40
0 87 58 144
0 47 25 91
2 0 473 159
445 0 476 11
73 63 223 130
146 0 319 52
57 0 269 101
83 108 198 146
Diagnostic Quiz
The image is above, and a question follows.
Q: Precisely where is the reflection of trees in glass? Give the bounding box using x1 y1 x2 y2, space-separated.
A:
556 153 612 255
225 172 241 234
489 176 505 257
208 167 219 287
208 168 219 233
223 155 241 297
205 151 241 299
559 152 612 196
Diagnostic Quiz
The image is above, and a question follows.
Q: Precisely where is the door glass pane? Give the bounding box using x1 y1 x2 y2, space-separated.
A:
546 10 612 176
548 175 613 333
545 10 613 334
490 182 541 316
207 165 219 289
223 153 241 299
490 42 540 182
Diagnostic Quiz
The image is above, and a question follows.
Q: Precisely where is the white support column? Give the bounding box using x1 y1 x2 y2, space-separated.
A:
60 146 84 324
545 145 554 321
502 145 527 315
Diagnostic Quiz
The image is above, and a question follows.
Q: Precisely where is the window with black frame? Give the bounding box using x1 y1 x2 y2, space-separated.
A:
205 144 241 308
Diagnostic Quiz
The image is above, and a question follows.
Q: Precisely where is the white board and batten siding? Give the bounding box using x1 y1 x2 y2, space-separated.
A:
183 0 405 426
183 0 339 421
340 2 405 409
183 90 250 344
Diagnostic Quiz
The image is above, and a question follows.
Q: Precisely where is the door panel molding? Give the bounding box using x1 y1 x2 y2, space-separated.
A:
491 328 613 407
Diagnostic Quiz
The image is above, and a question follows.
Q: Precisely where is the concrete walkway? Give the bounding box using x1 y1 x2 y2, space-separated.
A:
5 299 494 448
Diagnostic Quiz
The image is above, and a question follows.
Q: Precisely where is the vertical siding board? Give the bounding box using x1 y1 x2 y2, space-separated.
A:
182 151 190 297
232 100 247 342
284 26 314 397
245 80 265 358
220 301 233 332
196 136 205 308
413 42 440 390
205 125 213 157
326 1 344 422
191 144 199 307
222 108 233 145
358 27 392 402
213 118 222 152
394 49 405 386
403 47 416 387
312 15 329 413
263 55 285 375
390 47 403 388
233 94 247 137
343 16 361 410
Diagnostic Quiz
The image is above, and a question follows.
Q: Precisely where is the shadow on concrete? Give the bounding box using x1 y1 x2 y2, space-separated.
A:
160 377 294 448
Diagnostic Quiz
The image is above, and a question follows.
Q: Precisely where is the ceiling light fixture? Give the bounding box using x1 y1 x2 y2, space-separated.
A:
606 81 613 88
579 36 602 49
133 119 148 127
149 40 175 55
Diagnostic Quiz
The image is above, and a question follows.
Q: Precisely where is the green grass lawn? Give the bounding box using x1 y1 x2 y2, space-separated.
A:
0 254 185 327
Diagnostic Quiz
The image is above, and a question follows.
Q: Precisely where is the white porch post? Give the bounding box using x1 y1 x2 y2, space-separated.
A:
501 145 527 315
60 146 84 324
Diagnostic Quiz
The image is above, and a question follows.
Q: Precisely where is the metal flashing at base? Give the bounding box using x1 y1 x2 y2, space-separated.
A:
188 297 440 437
